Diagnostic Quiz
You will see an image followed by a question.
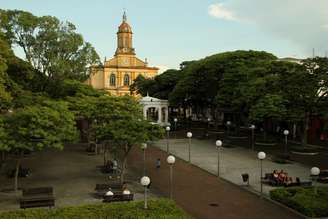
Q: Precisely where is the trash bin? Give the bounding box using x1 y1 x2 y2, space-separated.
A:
242 173 249 185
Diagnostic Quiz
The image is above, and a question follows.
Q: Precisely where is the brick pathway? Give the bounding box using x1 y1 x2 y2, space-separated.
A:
127 145 302 219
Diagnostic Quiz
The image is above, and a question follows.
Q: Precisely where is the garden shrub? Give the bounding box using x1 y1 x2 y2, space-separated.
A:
270 187 328 217
0 198 193 219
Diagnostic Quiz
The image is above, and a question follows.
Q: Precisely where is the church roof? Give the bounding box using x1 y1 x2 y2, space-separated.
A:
118 22 132 33
118 11 132 33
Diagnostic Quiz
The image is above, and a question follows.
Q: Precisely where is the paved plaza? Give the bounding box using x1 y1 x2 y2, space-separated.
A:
127 145 302 219
0 144 157 211
154 138 324 196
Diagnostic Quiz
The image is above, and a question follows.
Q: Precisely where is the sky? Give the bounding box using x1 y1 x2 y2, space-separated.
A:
1 0 328 72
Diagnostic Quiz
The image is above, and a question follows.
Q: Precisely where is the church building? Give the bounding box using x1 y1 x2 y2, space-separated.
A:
86 12 159 96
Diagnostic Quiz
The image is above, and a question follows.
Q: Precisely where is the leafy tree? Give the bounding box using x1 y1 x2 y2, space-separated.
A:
3 100 78 191
0 34 14 110
170 50 277 122
131 69 182 99
249 94 287 141
93 96 163 181
68 95 163 181
277 58 328 145
0 9 100 86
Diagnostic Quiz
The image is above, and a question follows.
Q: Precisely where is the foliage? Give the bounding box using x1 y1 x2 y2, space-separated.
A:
131 69 182 100
270 187 328 217
0 9 100 84
276 58 328 145
249 94 286 122
0 34 14 110
0 198 193 219
3 100 78 152
170 50 277 111
0 116 8 151
47 79 105 99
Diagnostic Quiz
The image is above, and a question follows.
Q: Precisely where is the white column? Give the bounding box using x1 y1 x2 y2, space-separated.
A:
158 107 162 124
164 107 168 124
143 106 148 120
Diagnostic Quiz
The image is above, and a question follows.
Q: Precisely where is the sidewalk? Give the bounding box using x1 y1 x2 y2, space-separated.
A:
127 145 302 219
154 138 319 195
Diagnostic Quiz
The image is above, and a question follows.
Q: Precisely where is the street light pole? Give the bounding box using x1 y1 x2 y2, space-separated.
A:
166 126 171 153
311 167 320 195
257 151 266 196
141 143 147 175
167 155 176 199
250 125 255 151
174 118 178 131
227 121 231 136
283 130 289 157
174 118 178 139
187 132 192 163
140 176 150 209
216 140 222 177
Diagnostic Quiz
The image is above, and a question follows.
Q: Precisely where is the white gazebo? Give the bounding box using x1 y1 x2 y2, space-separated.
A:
140 94 169 126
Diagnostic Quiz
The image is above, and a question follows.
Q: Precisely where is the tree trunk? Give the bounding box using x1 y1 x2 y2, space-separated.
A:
120 156 127 184
103 143 107 166
14 152 23 191
302 113 310 146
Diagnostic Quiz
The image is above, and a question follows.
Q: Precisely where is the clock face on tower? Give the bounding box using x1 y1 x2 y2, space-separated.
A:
122 57 129 66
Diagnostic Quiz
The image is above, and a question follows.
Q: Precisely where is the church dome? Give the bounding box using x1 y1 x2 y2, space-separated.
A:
118 22 132 33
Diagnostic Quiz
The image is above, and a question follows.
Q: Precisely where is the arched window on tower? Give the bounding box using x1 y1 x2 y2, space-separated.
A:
109 73 116 87
124 73 130 86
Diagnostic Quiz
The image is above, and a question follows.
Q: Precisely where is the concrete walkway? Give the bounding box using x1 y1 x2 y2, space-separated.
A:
127 145 302 219
154 138 321 195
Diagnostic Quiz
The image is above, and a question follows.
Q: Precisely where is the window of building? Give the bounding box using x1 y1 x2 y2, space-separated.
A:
124 73 130 86
110 73 116 86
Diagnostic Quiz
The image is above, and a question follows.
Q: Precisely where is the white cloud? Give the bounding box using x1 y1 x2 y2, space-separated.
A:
321 24 328 30
208 3 237 21
217 0 328 56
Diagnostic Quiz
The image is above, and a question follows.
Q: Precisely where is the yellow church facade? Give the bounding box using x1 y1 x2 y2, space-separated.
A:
86 12 158 96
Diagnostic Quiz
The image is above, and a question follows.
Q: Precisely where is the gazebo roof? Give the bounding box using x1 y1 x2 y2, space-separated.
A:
140 94 168 104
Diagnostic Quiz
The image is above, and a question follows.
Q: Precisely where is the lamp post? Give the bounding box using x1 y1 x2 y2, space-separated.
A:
167 155 176 199
216 140 222 177
174 118 178 131
141 143 147 175
187 132 192 163
166 126 170 153
283 130 289 157
140 176 150 209
250 125 255 151
257 151 266 196
227 121 231 136
311 167 320 195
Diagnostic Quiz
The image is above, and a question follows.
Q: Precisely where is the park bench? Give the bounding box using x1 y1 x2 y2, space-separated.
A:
94 183 124 198
103 191 134 203
20 187 55 209
262 173 312 187
318 170 328 183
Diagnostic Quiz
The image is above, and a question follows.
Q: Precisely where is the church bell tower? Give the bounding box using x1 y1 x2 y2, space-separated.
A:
115 11 135 56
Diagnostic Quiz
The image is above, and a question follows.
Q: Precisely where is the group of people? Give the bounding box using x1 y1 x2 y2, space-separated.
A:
103 159 118 174
272 170 293 186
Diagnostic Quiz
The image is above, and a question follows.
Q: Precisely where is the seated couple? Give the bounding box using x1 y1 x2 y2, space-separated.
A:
272 170 293 186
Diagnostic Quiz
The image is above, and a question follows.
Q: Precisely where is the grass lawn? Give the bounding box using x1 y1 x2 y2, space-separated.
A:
0 198 193 219
270 187 328 218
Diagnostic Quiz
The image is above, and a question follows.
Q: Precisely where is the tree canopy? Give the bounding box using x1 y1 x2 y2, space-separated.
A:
0 9 100 85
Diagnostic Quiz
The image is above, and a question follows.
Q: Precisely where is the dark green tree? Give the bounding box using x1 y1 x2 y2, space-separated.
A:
3 100 78 191
0 10 100 86
277 58 328 145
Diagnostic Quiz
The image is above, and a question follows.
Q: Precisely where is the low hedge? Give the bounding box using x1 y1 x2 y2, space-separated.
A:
0 198 193 219
270 187 328 217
